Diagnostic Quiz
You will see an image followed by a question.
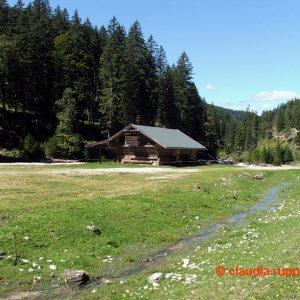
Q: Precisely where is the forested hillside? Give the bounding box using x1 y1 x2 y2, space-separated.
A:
208 100 300 164
0 0 207 160
0 0 299 163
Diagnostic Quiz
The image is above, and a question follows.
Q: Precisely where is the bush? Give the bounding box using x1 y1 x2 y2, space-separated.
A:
44 135 58 157
283 146 293 163
248 149 260 163
260 146 273 164
22 134 43 161
272 143 283 165
238 151 250 162
45 132 84 159
238 141 295 165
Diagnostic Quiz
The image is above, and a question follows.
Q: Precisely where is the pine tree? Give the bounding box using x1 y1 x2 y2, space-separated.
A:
0 0 9 33
156 46 167 76
234 126 244 153
124 21 149 124
274 108 284 132
52 10 101 124
272 142 283 165
0 35 16 113
98 17 127 137
46 88 83 158
157 65 179 128
205 105 221 155
173 52 205 140
25 0 53 120
55 88 79 133
144 35 159 124
52 6 70 36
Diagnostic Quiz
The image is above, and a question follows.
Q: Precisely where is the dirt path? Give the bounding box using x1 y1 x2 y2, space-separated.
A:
0 163 299 176
0 166 200 176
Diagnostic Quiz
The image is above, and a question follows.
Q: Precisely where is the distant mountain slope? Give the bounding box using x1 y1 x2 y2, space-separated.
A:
208 104 248 122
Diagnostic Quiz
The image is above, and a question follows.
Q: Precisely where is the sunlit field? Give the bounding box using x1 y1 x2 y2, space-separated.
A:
0 164 299 299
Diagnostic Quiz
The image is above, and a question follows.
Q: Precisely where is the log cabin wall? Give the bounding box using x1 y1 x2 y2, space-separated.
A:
117 146 158 164
157 148 195 164
157 149 177 163
116 145 197 165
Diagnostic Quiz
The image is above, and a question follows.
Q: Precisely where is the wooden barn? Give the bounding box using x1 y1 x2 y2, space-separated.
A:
86 124 206 165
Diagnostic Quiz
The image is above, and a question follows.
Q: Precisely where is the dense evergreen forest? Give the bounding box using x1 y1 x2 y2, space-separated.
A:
0 0 299 163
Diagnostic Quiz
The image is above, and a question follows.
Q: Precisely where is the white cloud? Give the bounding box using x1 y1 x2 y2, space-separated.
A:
249 105 257 112
254 90 300 102
205 83 215 91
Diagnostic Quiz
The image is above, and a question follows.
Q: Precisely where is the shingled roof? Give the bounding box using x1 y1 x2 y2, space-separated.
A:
86 124 206 150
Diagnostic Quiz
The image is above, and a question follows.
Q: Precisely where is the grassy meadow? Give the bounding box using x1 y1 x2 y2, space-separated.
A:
0 163 299 299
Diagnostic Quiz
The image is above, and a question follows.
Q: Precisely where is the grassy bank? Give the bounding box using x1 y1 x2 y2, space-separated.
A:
0 164 299 299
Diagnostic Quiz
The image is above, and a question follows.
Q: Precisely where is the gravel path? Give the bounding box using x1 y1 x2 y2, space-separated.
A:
0 163 299 176
0 166 200 175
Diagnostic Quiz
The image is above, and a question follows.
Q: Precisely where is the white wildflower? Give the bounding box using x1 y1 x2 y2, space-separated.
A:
182 258 190 268
165 273 173 279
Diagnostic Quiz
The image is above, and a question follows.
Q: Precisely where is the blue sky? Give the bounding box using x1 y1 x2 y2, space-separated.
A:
7 0 300 114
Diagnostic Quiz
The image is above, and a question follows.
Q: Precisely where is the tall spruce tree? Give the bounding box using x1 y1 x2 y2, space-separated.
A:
0 0 9 33
46 88 83 158
173 52 205 140
26 0 53 122
98 17 127 137
156 46 167 76
52 6 70 36
144 35 159 124
157 65 180 128
124 21 149 124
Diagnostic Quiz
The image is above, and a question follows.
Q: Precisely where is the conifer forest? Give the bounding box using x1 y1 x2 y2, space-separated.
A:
1 0 299 163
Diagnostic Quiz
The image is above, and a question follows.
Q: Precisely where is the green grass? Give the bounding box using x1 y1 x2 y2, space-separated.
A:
114 175 299 300
0 164 299 299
